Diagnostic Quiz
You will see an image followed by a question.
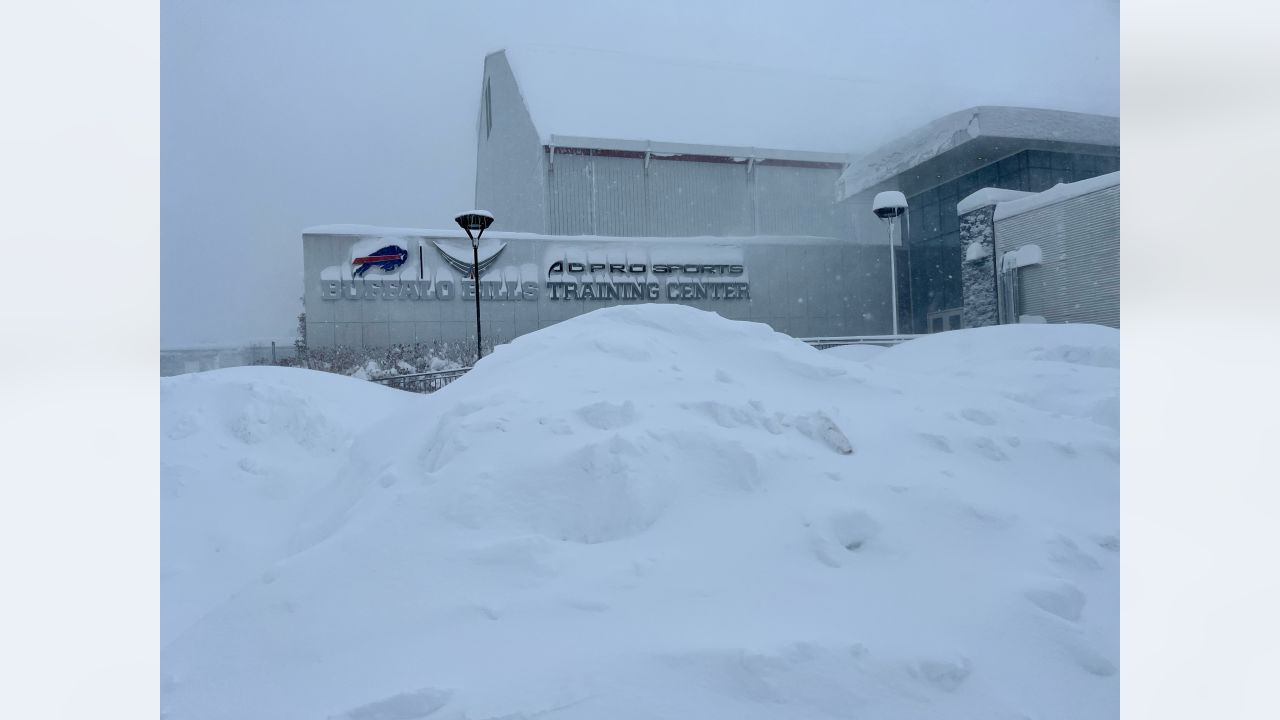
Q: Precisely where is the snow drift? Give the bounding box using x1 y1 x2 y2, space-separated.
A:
161 305 1119 720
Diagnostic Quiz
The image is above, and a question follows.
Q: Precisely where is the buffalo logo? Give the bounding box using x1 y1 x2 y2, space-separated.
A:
352 245 408 276
433 240 507 279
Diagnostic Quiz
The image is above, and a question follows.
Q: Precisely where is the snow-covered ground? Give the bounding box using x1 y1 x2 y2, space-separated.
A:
160 305 1118 720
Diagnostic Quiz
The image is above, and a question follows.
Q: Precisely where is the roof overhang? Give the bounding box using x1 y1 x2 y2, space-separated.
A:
838 106 1119 200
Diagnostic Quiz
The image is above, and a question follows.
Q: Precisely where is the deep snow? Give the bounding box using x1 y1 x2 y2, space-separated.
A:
161 305 1118 720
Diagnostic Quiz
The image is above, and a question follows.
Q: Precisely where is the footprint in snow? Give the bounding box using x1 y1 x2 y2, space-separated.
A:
576 400 635 431
1024 579 1087 622
1067 643 1117 677
536 416 574 436
794 411 854 455
972 436 1009 461
1046 535 1102 571
830 510 882 552
328 687 452 720
919 433 953 453
910 656 972 692
960 407 997 426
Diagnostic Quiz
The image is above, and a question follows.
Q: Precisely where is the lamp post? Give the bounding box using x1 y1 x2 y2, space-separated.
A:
454 210 495 364
872 191 908 336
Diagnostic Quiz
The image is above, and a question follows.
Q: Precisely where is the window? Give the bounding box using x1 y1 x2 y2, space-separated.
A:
926 307 964 333
483 77 492 139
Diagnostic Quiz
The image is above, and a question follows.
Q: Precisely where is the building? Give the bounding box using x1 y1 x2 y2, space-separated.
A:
474 47 923 240
298 51 1120 354
835 106 1119 333
958 172 1120 329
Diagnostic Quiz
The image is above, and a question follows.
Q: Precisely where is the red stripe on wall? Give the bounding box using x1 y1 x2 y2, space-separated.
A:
545 145 844 170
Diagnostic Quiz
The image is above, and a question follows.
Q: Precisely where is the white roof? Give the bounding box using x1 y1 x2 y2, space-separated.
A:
838 106 1120 200
993 171 1119 221
499 46 968 160
956 188 1033 215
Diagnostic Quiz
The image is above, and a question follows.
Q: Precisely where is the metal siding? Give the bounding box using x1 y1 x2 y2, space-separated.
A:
995 185 1119 327
543 152 844 239
547 153 595 235
591 154 649 236
645 158 752 236
754 164 841 237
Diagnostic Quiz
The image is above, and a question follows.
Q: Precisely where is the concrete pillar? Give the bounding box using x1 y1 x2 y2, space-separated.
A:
960 204 999 328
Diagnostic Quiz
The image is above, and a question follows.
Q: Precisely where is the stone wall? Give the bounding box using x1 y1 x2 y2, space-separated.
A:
960 205 998 329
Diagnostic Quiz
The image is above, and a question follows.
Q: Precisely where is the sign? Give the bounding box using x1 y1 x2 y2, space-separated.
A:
351 245 408 276
320 242 751 302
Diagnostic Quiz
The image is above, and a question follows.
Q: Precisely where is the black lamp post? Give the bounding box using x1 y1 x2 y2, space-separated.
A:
872 191 908 336
454 210 495 364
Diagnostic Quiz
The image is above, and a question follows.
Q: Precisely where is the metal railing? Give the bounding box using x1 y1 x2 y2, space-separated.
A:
800 334 922 350
369 335 921 391
371 367 471 394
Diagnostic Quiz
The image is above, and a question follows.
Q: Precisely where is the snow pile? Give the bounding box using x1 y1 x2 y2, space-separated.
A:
161 306 1118 720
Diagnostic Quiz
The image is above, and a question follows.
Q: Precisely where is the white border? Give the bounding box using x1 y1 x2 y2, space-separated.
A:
6 1 1280 717
0 0 159 717
1123 0 1280 717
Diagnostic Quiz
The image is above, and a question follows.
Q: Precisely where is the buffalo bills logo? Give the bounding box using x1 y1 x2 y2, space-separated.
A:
352 245 408 276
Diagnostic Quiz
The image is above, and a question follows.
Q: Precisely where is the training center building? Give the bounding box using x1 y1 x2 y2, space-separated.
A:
302 48 1119 350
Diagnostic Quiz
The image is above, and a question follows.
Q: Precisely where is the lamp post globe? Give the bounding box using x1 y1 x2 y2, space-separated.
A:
454 210 496 364
871 191 908 336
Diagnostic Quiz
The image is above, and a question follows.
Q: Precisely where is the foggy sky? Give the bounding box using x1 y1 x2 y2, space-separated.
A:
161 0 1119 347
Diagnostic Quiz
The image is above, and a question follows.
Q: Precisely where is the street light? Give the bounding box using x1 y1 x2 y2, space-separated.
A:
454 209 495 364
872 191 908 335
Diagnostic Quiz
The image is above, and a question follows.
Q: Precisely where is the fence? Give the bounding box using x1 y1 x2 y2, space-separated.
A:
370 367 472 394
161 342 299 377
799 334 922 350
366 335 921 393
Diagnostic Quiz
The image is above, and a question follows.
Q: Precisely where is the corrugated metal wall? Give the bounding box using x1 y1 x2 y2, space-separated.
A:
545 151 837 238
995 184 1119 327
754 164 842 238
547 153 596 235
594 155 649 236
646 158 752 236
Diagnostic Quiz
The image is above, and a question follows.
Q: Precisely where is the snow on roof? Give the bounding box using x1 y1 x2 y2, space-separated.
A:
957 188 1034 215
837 106 1120 200
993 171 1119 221
302 224 838 244
498 46 965 160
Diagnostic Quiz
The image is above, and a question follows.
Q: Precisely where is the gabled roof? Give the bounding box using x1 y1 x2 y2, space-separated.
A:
496 46 965 162
837 106 1120 200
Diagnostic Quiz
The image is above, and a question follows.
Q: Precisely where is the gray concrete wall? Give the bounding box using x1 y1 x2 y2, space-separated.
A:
302 230 895 348
475 52 547 233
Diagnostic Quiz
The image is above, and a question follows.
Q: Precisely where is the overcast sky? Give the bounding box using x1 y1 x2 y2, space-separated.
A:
161 0 1118 348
